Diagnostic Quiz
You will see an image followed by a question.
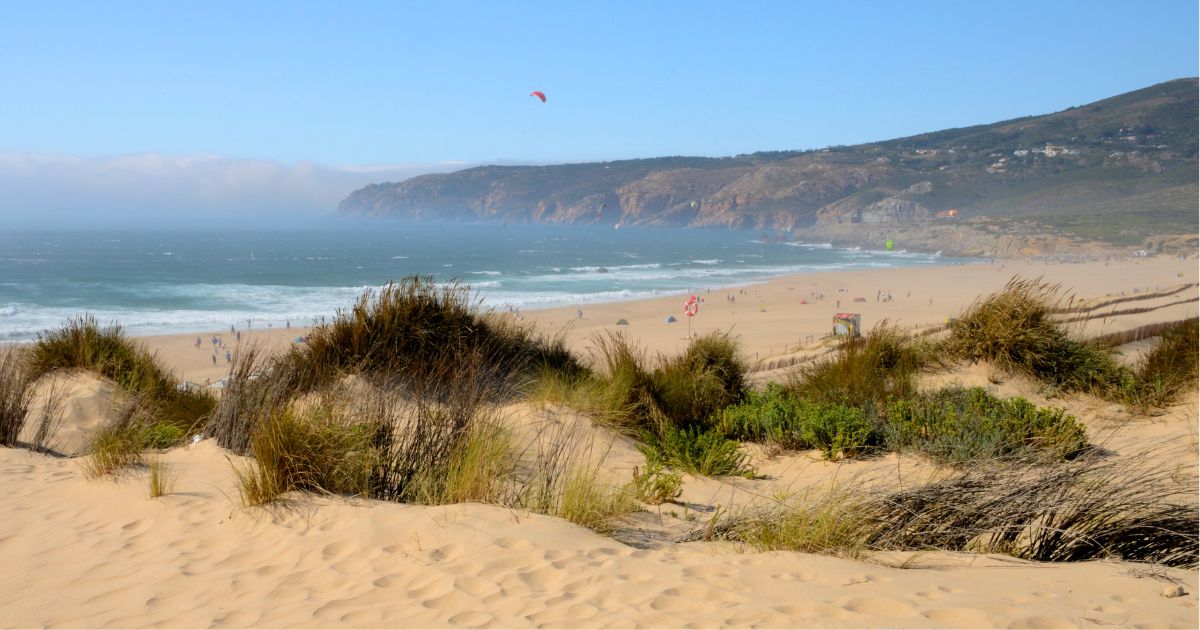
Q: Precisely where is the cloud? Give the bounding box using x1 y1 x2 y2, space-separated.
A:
0 152 466 226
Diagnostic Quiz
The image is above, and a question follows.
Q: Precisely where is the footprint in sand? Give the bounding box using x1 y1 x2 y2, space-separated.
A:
923 607 994 627
447 611 494 626
517 565 568 590
769 570 816 582
685 565 739 580
493 537 534 551
428 543 466 563
320 541 352 561
840 596 918 617
1008 615 1076 629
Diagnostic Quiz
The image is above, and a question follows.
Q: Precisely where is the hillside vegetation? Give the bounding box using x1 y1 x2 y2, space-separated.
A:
340 79 1198 252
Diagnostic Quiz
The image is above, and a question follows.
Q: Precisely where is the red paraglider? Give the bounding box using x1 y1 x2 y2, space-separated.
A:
530 91 546 102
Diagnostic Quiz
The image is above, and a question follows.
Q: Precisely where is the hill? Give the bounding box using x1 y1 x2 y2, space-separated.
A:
339 79 1198 255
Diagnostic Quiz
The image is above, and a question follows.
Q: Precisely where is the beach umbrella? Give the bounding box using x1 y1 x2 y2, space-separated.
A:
616 319 629 325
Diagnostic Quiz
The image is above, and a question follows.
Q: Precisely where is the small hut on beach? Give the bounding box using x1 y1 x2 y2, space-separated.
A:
832 313 861 338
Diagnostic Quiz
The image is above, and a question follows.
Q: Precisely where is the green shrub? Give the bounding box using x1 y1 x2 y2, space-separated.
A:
885 386 1089 464
799 402 878 461
715 384 811 449
631 461 684 504
640 425 752 477
140 422 186 449
651 333 746 431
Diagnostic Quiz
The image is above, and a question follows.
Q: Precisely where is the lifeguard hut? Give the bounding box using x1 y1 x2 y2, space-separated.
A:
832 313 861 338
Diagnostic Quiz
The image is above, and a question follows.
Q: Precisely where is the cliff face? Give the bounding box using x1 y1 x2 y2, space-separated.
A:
339 79 1199 250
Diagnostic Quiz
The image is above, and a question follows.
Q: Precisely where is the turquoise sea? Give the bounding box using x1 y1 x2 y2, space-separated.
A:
0 219 957 341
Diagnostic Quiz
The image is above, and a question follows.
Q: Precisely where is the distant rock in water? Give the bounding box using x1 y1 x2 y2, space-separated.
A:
596 267 609 274
338 78 1198 253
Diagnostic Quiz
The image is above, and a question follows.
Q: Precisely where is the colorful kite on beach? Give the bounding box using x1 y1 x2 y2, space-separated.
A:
885 239 895 251
530 91 547 102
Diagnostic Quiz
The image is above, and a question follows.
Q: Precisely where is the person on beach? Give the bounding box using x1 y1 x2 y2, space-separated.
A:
225 350 232 364
194 336 201 349
211 353 216 366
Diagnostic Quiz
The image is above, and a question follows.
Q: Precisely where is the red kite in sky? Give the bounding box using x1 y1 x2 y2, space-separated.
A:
530 91 546 102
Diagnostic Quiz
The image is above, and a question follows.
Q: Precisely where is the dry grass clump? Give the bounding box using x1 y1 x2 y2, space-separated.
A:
29 316 214 440
788 323 925 413
683 450 1198 567
554 467 640 533
234 400 377 505
82 396 157 477
0 346 35 447
1121 319 1198 411
208 344 294 454
147 458 176 498
573 331 752 476
276 277 582 396
944 278 1122 393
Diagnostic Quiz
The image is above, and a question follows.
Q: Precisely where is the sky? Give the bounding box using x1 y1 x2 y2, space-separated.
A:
0 0 1196 224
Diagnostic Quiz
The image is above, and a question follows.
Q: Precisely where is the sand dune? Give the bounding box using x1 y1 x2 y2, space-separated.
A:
2 256 1197 628
1 437 1196 628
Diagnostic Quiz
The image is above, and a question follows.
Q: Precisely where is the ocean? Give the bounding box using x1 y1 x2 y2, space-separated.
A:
0 219 956 341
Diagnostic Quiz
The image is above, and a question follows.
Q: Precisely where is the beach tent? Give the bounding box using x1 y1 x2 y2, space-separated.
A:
665 315 678 323
294 336 305 343
797 299 808 305
832 313 861 338
616 319 629 325
852 297 867 303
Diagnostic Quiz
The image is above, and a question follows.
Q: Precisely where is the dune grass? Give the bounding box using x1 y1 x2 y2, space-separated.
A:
147 458 176 498
234 401 377 505
787 323 926 414
275 277 582 395
0 346 34 447
82 396 157 477
944 278 1124 393
631 461 683 505
1121 319 1199 411
684 450 1198 567
944 278 1198 411
29 316 214 441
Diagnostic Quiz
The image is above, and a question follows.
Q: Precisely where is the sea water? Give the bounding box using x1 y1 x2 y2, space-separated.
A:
0 219 955 341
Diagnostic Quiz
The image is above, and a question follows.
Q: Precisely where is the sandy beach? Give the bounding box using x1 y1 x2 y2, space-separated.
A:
2 256 1197 628
139 256 1199 385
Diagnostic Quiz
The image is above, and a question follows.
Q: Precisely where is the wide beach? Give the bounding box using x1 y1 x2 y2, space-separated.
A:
2 255 1197 628
139 256 1199 385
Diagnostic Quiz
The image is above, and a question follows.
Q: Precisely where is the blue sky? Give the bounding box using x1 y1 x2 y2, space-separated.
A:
1 0 1196 166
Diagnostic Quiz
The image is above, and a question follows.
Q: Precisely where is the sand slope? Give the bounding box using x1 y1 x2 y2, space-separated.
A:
0 440 1196 629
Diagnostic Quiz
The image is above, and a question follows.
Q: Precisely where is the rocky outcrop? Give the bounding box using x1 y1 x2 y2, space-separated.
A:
338 79 1198 254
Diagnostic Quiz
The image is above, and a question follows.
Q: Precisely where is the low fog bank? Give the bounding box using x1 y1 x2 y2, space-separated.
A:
0 152 467 229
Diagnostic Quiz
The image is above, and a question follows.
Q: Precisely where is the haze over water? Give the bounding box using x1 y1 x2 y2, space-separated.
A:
0 220 956 341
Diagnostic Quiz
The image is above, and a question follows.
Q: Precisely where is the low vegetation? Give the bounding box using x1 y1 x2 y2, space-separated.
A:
684 451 1198 567
28 316 214 442
0 346 34 447
885 386 1089 464
944 278 1198 411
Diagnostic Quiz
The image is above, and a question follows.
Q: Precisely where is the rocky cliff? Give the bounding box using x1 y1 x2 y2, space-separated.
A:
339 79 1198 252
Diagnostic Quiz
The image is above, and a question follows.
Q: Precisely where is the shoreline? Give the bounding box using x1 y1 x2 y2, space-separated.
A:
133 256 1199 385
